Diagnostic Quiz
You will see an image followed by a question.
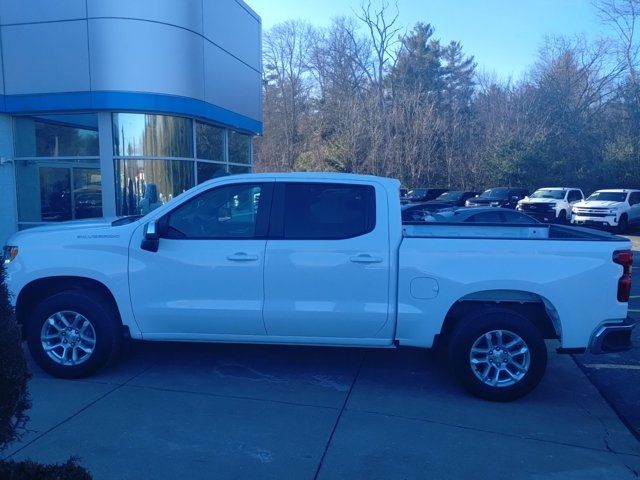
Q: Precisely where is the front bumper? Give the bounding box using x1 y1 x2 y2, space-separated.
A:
519 209 557 222
589 317 636 354
572 214 617 227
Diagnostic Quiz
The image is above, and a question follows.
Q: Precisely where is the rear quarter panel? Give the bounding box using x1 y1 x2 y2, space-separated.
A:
397 237 630 348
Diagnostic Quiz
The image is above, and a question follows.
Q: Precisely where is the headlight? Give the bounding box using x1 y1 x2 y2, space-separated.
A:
609 209 618 215
490 202 500 207
2 246 18 264
516 205 523 211
465 201 472 206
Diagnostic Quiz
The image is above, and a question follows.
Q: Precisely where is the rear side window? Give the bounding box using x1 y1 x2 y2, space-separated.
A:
466 211 503 223
282 183 376 239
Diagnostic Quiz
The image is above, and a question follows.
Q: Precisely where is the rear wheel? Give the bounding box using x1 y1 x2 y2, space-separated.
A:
26 290 121 378
448 307 547 401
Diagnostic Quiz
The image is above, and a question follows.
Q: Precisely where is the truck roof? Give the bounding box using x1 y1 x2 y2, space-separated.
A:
203 172 401 188
536 187 581 190
595 188 640 193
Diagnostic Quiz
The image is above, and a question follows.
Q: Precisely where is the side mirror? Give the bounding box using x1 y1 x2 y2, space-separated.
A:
141 220 160 252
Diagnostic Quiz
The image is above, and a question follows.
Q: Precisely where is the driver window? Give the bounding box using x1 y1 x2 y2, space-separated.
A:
166 184 263 239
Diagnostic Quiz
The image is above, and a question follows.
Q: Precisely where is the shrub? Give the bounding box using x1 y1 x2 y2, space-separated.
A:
0 457 92 480
0 263 30 449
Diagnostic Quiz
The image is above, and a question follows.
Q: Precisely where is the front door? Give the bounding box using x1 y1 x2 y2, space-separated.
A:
263 181 391 340
129 182 272 337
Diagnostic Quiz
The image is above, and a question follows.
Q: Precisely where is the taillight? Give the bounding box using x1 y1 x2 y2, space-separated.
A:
613 250 633 302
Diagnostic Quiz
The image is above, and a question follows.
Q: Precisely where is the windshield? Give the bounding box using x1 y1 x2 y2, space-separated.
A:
479 188 509 199
530 189 565 200
586 192 627 202
407 189 426 197
435 191 462 201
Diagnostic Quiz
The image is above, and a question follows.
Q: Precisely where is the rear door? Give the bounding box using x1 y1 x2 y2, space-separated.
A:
263 180 391 340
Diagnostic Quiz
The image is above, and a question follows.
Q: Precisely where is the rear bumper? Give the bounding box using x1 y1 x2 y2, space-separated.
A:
589 317 636 354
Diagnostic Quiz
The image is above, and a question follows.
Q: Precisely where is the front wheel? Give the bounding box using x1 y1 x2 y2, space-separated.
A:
557 210 567 224
617 214 628 234
448 307 547 401
26 291 121 378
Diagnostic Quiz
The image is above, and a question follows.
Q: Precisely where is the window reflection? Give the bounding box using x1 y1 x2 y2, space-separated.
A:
197 162 228 184
15 161 102 223
229 164 251 174
196 122 225 161
115 159 194 216
229 131 251 164
113 113 193 158
14 114 99 157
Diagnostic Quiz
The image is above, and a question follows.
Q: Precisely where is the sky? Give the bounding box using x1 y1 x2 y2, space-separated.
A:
246 0 608 81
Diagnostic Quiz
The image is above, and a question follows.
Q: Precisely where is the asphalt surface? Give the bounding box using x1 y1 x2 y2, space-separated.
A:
571 233 640 441
3 340 640 479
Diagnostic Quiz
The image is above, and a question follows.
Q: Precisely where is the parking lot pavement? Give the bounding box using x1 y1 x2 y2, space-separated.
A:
572 234 640 441
4 341 640 479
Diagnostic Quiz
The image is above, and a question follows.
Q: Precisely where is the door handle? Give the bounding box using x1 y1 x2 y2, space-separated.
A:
350 254 383 264
227 252 259 262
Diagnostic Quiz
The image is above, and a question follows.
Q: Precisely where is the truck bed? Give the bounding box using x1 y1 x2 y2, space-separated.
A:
402 222 624 241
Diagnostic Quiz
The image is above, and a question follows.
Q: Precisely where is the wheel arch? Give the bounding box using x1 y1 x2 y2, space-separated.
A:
437 289 560 347
16 276 124 333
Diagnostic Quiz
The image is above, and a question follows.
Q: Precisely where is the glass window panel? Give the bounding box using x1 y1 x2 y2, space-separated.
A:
15 159 101 223
115 159 194 216
228 131 251 164
196 122 225 161
229 164 251 175
283 183 376 239
166 184 263 239
14 114 99 157
113 113 193 158
74 168 102 219
197 162 227 184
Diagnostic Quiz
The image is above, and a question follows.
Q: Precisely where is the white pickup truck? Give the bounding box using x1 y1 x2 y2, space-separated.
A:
3 173 636 401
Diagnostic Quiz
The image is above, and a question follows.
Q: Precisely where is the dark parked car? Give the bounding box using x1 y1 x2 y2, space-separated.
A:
402 187 449 203
404 206 539 224
465 187 528 209
425 190 480 208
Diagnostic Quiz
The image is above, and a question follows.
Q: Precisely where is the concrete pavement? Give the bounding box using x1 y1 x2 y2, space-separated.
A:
3 340 640 479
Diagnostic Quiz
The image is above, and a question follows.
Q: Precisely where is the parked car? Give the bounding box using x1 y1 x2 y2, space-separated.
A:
425 190 480 208
403 206 538 224
402 187 449 203
465 187 529 209
434 207 539 224
516 187 584 223
572 189 640 233
3 173 635 401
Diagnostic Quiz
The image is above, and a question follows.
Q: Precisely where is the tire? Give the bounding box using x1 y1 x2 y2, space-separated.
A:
26 290 121 378
448 307 547 401
557 210 567 224
617 214 628 234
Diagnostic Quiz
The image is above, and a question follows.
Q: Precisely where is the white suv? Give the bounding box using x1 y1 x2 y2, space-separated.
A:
516 187 584 223
572 189 640 232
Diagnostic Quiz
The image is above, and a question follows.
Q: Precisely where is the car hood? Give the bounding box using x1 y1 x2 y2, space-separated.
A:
521 197 560 204
574 201 623 209
6 217 131 244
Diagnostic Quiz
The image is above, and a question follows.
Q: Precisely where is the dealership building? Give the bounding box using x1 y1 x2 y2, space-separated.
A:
0 0 261 243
